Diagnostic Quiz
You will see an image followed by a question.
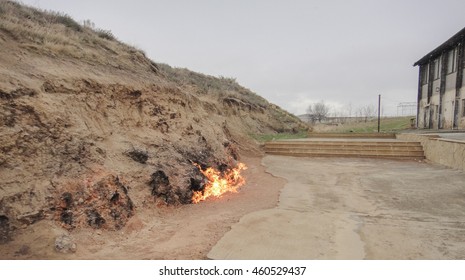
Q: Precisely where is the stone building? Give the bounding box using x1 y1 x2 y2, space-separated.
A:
414 27 465 129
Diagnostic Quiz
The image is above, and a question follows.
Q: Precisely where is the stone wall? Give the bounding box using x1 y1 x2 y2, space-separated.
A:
397 133 465 171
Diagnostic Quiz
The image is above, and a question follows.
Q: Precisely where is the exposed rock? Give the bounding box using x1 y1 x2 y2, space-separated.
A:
55 175 134 230
0 215 11 244
60 210 73 227
149 170 171 201
0 88 37 99
17 210 44 225
125 148 148 164
14 245 31 256
86 210 106 229
54 234 76 254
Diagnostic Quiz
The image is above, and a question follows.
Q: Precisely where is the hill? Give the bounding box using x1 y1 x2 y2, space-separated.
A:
0 0 305 241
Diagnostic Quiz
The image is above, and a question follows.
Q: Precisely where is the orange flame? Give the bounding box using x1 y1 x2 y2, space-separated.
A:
192 163 247 203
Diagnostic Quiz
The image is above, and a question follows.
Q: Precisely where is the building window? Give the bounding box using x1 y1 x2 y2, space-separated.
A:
462 99 465 117
447 48 457 74
421 64 429 85
433 58 441 80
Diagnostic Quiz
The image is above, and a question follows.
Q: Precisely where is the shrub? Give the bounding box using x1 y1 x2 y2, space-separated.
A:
52 12 82 32
96 28 115 40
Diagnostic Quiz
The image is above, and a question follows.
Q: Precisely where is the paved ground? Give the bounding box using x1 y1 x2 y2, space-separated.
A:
208 156 465 259
402 130 465 142
436 133 465 141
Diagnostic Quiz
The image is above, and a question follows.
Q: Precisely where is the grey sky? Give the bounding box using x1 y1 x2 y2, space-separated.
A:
19 0 465 116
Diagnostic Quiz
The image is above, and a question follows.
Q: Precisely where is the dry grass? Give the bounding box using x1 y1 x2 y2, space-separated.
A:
157 63 304 127
312 116 415 133
0 0 151 72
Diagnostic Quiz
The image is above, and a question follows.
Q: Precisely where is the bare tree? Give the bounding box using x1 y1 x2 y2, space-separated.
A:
345 103 353 118
307 101 330 123
361 104 377 122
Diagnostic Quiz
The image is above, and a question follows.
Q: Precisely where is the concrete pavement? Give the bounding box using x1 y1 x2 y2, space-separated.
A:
208 155 465 259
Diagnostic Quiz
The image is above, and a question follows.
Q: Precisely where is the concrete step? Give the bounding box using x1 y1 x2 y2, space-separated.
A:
308 133 396 138
265 141 421 146
265 143 423 150
264 140 425 160
265 149 424 157
265 147 424 154
265 146 424 152
265 151 426 160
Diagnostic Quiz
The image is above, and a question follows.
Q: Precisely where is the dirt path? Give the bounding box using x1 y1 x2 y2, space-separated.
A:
208 155 465 259
0 156 284 259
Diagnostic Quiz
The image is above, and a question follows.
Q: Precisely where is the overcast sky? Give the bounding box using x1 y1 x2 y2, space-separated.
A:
19 0 465 116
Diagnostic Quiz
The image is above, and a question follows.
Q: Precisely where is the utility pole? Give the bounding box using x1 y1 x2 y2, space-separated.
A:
377 94 381 133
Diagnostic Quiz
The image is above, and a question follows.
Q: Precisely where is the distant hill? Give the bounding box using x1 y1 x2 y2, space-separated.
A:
0 0 306 236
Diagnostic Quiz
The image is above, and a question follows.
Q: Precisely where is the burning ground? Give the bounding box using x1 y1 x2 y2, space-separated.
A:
0 1 305 257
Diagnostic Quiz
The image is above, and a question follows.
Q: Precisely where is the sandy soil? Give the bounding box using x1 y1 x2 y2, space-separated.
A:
0 156 284 259
1 1 306 240
209 155 465 259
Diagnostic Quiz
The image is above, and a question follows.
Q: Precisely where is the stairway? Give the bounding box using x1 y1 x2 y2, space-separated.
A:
264 139 425 160
308 133 396 139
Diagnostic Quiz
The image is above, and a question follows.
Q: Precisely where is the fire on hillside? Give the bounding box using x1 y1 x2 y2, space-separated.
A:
192 163 247 203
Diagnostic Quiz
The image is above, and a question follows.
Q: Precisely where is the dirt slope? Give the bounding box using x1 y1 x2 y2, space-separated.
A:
0 0 305 245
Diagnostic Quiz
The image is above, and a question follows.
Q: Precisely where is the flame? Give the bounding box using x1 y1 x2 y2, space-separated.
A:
192 162 247 203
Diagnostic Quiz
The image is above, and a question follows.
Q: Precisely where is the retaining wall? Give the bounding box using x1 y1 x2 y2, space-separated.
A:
397 133 465 171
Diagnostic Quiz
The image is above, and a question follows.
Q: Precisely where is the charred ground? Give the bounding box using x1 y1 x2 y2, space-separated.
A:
0 1 305 242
